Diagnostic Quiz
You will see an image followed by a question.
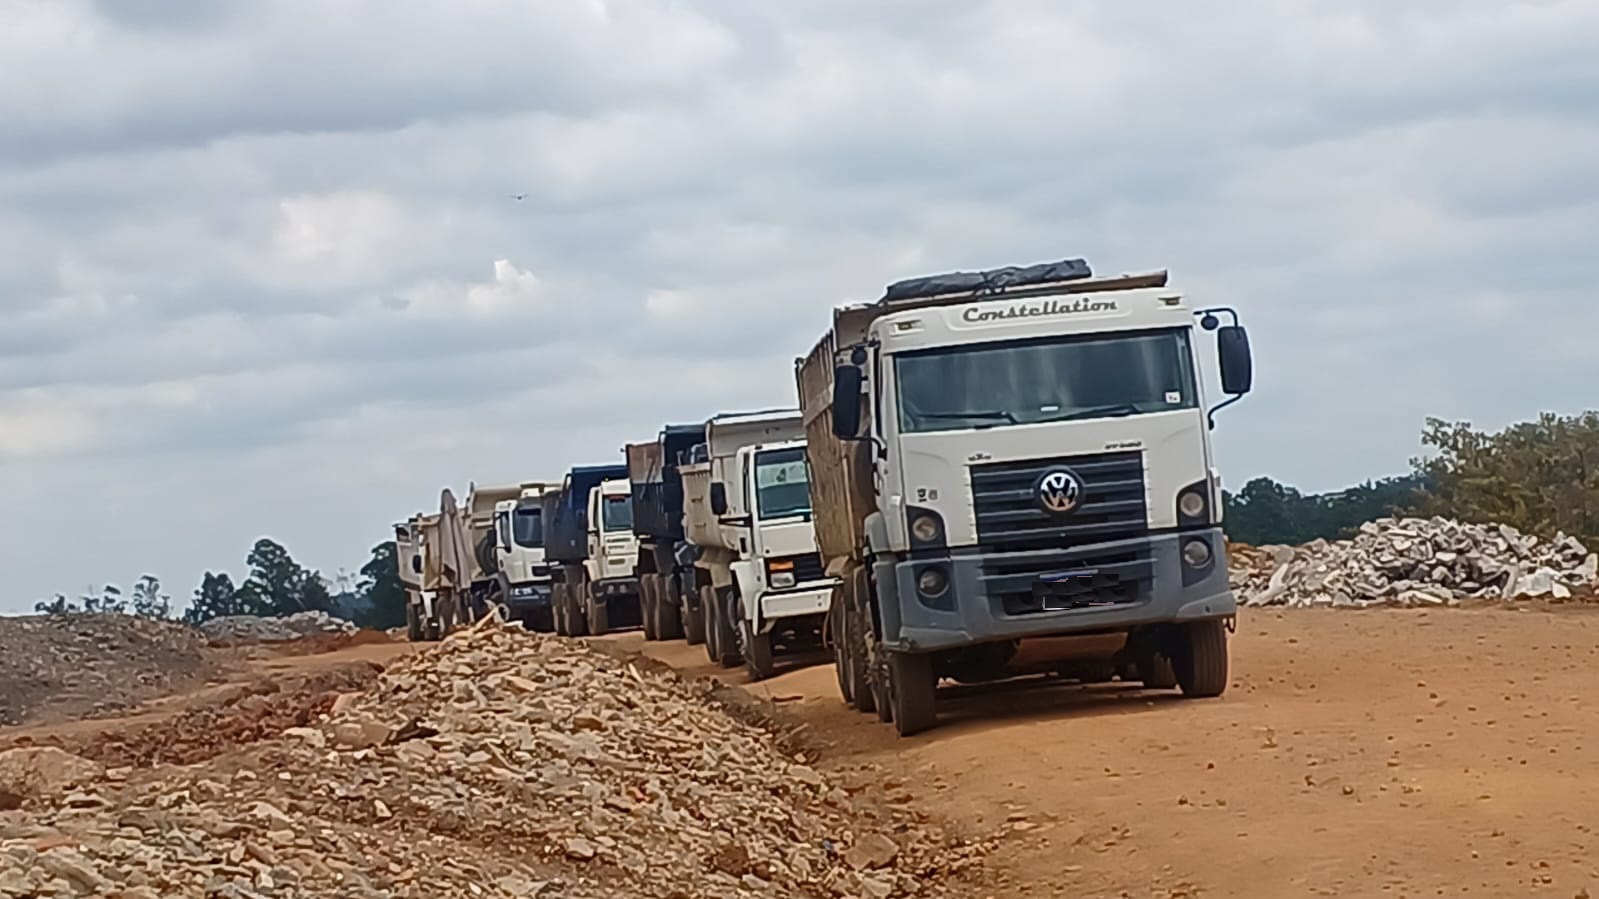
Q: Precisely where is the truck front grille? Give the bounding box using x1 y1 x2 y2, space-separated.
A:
788 552 826 584
970 451 1148 552
980 544 1156 617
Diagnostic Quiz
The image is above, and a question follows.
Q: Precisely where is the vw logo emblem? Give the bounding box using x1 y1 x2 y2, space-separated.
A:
1035 469 1084 515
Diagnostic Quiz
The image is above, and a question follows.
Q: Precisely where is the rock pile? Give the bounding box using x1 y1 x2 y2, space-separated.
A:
0 614 213 727
199 611 359 646
1231 516 1599 608
0 619 985 898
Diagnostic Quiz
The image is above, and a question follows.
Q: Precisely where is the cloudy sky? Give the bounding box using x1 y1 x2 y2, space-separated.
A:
2 0 1596 612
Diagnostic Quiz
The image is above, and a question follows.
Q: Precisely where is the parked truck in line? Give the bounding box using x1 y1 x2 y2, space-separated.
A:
490 482 556 632
796 257 1254 734
404 489 477 641
680 410 838 680
626 424 707 645
545 464 642 637
465 482 533 615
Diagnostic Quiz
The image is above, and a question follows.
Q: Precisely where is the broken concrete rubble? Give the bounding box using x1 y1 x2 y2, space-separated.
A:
1230 516 1598 608
0 619 987 898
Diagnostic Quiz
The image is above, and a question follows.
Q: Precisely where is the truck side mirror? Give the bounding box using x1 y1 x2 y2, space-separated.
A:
710 482 729 516
411 555 422 574
1217 325 1253 395
831 365 864 438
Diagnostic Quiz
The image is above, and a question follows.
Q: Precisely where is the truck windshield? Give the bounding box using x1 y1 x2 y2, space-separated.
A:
754 447 811 519
895 328 1199 433
512 507 543 547
601 495 634 531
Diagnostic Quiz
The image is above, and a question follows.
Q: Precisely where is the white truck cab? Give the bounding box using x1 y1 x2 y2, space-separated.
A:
585 477 641 601
491 483 555 631
683 411 838 680
727 440 834 641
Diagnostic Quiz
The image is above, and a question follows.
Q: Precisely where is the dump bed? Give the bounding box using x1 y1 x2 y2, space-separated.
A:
797 309 879 570
544 464 628 563
681 410 804 552
627 423 706 542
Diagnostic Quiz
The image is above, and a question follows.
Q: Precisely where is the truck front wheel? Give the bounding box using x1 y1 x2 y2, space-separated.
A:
405 599 423 642
683 581 705 646
712 587 742 669
640 576 659 641
889 651 937 737
701 585 720 662
656 576 684 640
1174 620 1229 698
830 603 853 705
567 585 590 638
739 600 774 681
585 583 609 637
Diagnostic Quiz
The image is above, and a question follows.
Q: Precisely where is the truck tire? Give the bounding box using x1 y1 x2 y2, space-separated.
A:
552 585 569 636
640 576 659 641
737 593 774 681
889 651 937 737
712 586 742 668
405 597 422 642
844 586 876 714
683 581 706 646
585 582 610 637
657 576 684 640
1140 653 1178 689
568 584 591 638
436 594 456 639
830 603 853 705
1174 620 1229 698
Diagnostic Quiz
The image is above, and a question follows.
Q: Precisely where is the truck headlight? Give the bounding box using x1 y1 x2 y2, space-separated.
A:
908 509 945 547
1176 481 1210 525
1181 538 1212 568
767 559 796 589
916 565 949 597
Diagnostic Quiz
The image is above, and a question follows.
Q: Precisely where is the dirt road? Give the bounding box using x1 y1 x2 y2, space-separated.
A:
608 608 1599 898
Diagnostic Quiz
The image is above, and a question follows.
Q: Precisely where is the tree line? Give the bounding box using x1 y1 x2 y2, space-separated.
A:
34 538 408 630
32 410 1599 620
1224 411 1599 548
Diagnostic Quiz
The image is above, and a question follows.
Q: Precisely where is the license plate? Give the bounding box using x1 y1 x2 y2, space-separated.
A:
1033 568 1126 610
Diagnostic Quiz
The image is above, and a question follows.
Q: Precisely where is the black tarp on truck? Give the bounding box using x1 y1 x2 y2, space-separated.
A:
626 423 708 644
544 464 628 564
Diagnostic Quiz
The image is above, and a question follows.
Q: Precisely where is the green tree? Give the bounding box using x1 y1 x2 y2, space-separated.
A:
130 575 172 620
243 539 333 617
356 541 408 630
1224 474 1425 546
184 571 259 625
1412 412 1599 544
80 584 125 615
34 594 78 615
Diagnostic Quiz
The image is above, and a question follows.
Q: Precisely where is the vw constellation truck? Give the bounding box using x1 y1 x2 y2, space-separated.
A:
796 258 1253 735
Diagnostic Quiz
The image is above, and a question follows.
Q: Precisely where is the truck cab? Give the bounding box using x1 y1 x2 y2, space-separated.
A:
723 439 837 674
587 478 640 584
800 259 1254 734
492 484 555 631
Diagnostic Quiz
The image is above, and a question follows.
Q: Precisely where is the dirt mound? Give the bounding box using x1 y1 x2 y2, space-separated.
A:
62 662 382 768
0 614 215 727
0 620 988 898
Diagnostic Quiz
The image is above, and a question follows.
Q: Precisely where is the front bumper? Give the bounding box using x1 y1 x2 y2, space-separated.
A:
504 582 552 612
594 577 639 601
877 528 1236 653
758 582 835 627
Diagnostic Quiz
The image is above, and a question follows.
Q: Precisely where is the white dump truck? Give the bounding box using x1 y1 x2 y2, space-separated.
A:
681 410 838 679
547 464 642 636
490 482 556 632
797 258 1253 734
404 489 477 641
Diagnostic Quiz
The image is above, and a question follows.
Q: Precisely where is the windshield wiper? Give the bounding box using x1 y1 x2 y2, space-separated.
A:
918 410 1020 425
1038 403 1142 423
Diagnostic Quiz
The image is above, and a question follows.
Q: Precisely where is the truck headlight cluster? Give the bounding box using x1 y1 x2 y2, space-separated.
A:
910 513 941 543
916 565 949 598
1181 537 1213 568
767 559 796 589
1176 480 1211 525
